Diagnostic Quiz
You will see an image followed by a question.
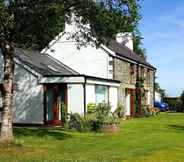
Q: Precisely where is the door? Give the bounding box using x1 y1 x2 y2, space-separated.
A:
125 90 131 116
44 84 67 126
129 89 135 116
125 89 135 117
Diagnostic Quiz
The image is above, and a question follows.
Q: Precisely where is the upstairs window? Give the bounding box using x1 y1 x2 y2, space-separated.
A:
109 60 113 66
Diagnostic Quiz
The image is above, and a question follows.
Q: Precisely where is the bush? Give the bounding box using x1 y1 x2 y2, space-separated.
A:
95 103 111 117
67 103 120 133
68 113 83 132
68 113 95 132
141 105 151 117
87 103 96 114
114 104 124 118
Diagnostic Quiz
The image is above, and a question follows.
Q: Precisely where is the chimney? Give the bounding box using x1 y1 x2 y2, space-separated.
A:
116 33 133 51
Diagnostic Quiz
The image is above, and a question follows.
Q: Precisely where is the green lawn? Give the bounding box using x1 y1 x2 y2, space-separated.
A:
2 113 184 162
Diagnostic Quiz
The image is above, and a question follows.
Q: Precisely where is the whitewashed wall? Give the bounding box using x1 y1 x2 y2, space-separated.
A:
125 92 131 116
86 84 96 105
13 64 44 124
67 84 84 115
45 34 112 79
155 91 162 102
109 87 118 112
0 50 44 124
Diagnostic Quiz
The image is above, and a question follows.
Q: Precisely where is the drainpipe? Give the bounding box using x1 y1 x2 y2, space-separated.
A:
83 76 87 115
153 70 156 105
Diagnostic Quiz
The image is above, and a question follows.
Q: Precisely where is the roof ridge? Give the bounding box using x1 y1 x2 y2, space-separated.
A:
107 40 156 70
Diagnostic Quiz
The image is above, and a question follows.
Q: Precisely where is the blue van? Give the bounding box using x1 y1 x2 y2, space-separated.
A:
154 101 169 111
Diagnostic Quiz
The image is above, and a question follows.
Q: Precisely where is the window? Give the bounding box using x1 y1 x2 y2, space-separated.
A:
109 60 113 66
109 70 113 74
95 85 108 104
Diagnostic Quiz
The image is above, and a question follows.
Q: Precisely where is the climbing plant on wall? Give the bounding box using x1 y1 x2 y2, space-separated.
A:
135 77 145 114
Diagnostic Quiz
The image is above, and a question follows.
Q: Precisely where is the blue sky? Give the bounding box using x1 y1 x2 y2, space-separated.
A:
139 0 184 97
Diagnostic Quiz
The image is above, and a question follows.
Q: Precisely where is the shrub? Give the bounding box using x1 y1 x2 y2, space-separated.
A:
68 113 84 132
67 103 120 133
114 104 124 118
141 105 151 117
87 103 96 114
91 103 120 132
67 113 95 132
95 103 111 117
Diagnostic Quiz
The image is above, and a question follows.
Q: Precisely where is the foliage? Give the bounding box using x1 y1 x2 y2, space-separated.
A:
114 104 125 118
68 103 120 132
0 0 141 50
166 91 184 112
136 77 145 88
61 103 67 123
135 76 145 113
155 82 166 98
141 105 151 117
133 28 147 60
163 97 180 112
87 103 96 114
179 91 184 112
67 113 91 132
95 103 111 117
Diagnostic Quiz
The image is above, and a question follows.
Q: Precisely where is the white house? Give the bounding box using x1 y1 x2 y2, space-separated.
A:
0 16 156 125
155 91 162 102
43 20 156 117
0 48 120 126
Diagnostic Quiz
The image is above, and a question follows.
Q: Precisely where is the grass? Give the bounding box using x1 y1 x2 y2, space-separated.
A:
1 113 184 162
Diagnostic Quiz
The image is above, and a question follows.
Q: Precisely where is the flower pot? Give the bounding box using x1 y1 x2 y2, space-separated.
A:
100 123 120 133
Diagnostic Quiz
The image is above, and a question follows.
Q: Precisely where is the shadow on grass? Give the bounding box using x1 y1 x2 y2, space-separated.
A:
169 125 184 132
14 127 72 140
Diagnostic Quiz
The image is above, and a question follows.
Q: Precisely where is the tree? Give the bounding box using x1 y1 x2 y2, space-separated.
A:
177 91 184 112
0 0 140 144
154 82 166 99
133 28 147 60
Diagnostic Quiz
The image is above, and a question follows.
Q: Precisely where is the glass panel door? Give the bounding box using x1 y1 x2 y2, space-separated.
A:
46 87 54 121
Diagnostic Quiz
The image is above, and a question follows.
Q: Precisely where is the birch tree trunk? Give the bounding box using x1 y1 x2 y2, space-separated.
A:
0 42 14 144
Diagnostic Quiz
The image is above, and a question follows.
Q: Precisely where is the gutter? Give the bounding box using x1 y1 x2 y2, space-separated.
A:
43 74 121 83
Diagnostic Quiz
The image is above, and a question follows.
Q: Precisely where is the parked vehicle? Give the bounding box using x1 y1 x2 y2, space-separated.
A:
154 101 169 111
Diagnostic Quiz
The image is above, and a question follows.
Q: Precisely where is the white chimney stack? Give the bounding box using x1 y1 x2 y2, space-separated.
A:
116 33 134 51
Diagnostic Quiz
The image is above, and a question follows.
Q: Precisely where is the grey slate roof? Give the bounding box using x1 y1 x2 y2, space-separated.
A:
108 40 156 69
14 48 79 76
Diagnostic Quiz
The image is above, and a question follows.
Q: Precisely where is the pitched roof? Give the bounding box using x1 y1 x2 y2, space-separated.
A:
108 40 156 69
14 48 79 76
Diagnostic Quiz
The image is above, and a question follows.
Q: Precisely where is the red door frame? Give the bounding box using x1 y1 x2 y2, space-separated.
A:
130 89 135 117
126 88 135 117
43 84 67 126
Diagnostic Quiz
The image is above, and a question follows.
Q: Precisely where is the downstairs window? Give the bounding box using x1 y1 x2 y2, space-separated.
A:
95 85 108 104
